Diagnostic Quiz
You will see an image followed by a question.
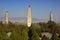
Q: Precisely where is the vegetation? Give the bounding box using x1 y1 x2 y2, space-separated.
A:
0 21 60 40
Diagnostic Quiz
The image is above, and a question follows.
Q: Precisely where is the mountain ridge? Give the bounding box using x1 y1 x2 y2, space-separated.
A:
0 17 59 23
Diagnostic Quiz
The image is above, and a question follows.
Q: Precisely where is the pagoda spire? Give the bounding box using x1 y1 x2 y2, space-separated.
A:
5 11 8 24
27 5 32 27
50 11 53 21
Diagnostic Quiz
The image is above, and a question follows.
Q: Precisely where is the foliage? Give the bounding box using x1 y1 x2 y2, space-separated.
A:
0 21 60 40
0 32 10 40
29 28 40 40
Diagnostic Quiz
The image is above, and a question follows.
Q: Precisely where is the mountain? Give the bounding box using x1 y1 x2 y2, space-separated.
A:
0 17 49 23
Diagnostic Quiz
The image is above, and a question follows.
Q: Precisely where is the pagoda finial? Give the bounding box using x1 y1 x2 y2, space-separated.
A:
29 5 31 7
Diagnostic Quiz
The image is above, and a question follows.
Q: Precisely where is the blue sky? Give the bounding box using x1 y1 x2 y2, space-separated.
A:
0 0 60 22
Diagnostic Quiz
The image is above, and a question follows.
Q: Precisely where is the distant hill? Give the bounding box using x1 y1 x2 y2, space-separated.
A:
0 17 54 23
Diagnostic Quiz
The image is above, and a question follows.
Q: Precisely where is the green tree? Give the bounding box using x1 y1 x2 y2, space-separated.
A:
51 33 60 40
0 32 10 40
47 21 56 33
10 30 21 40
10 25 28 40
29 28 40 40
